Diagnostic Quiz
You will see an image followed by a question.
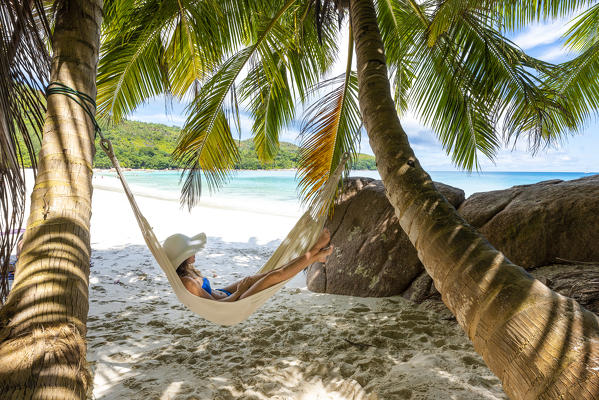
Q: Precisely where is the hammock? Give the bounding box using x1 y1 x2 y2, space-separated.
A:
99 137 348 326
45 81 348 326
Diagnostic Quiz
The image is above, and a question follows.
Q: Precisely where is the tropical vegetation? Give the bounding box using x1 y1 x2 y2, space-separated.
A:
2 0 599 399
14 118 377 170
15 118 376 170
92 120 376 170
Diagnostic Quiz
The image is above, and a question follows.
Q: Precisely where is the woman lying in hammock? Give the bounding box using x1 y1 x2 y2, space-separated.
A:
163 229 333 302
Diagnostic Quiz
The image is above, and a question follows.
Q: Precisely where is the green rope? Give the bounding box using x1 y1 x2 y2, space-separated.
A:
45 81 100 134
45 82 113 154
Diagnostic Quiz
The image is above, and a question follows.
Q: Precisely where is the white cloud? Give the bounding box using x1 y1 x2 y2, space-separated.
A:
537 45 574 62
513 19 569 50
130 113 186 127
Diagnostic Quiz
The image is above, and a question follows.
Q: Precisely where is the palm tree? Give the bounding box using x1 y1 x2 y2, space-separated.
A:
348 1 599 398
2 0 598 398
0 0 102 398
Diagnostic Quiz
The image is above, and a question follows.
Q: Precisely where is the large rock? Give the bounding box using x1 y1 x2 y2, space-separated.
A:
308 174 599 303
530 263 599 314
306 178 465 296
457 175 599 268
409 262 599 318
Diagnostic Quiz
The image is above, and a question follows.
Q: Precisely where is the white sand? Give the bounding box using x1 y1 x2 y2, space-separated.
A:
85 174 507 400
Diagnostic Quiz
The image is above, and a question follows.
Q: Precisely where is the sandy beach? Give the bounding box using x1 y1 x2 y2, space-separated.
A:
82 174 508 400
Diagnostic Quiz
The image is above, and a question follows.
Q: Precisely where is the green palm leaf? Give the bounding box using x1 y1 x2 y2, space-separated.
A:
239 0 337 164
97 0 233 122
546 3 599 131
376 0 417 114
550 43 599 131
377 0 570 169
97 0 173 122
432 0 595 32
491 0 595 31
565 3 599 52
243 59 294 162
173 0 298 209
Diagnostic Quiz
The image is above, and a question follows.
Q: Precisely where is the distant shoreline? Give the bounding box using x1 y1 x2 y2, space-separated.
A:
92 168 379 173
93 168 300 173
92 168 597 174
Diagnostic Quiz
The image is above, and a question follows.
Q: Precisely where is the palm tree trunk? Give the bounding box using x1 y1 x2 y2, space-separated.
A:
0 0 102 398
349 0 599 398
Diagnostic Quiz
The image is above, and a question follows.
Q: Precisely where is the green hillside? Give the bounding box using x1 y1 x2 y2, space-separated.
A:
18 119 377 170
94 120 180 169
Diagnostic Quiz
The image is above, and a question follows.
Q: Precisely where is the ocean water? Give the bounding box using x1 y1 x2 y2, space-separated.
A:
95 169 596 214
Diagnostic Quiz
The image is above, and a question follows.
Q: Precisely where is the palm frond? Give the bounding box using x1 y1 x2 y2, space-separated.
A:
436 0 595 32
243 59 294 162
177 109 239 210
378 1 571 168
298 63 361 214
289 1 338 99
379 1 499 169
548 43 599 132
376 0 417 114
314 0 345 44
166 0 238 99
174 0 298 209
456 13 572 151
97 0 172 122
564 3 599 52
98 0 233 122
238 1 337 163
240 25 295 162
0 0 50 302
427 0 473 47
164 0 208 98
490 0 594 32
103 0 137 27
546 3 599 131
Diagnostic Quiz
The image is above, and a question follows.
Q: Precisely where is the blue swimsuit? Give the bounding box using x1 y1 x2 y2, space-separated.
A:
201 277 232 297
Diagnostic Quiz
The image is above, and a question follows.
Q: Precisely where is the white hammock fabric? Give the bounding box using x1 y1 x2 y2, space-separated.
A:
100 138 347 326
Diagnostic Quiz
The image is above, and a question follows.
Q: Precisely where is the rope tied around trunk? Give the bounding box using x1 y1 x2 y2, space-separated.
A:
45 82 114 156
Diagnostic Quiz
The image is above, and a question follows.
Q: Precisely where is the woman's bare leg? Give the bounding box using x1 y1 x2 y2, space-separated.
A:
221 272 268 293
238 229 333 299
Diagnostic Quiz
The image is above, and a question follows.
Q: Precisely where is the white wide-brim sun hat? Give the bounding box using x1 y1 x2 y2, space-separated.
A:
163 232 207 269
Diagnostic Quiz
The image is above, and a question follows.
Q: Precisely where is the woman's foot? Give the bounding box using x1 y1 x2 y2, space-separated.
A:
308 228 333 263
313 228 331 250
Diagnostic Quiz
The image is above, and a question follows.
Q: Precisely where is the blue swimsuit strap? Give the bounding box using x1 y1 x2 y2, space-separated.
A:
201 277 231 297
201 277 212 295
217 289 232 296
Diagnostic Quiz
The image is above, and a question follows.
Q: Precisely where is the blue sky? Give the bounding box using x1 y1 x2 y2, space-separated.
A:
130 12 599 173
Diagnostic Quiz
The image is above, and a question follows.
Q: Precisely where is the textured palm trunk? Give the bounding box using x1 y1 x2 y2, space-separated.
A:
0 1 102 398
349 0 599 398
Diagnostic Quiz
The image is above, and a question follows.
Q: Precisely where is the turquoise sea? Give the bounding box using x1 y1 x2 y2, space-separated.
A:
96 169 596 213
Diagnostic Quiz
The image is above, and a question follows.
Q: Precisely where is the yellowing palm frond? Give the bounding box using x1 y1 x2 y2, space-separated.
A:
298 69 361 214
